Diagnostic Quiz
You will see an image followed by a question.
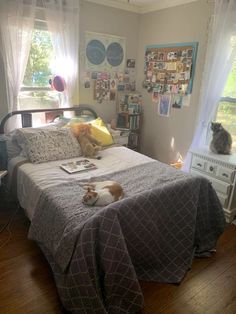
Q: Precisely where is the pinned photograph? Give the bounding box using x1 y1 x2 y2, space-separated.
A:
127 59 135 68
167 51 177 60
151 74 157 83
157 62 165 70
130 81 136 91
84 80 90 88
117 84 125 91
179 72 186 81
84 72 91 88
181 50 188 58
157 52 165 61
110 79 117 101
158 73 166 81
171 95 183 109
166 62 176 71
187 49 193 58
178 83 188 95
156 84 164 93
91 72 98 79
152 89 159 103
158 95 171 117
176 61 183 72
171 84 179 94
117 72 124 82
164 84 172 93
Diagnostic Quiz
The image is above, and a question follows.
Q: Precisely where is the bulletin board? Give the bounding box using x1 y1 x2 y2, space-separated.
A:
143 42 198 115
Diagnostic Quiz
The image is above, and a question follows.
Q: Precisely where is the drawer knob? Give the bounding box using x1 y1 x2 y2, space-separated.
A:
222 173 229 178
209 166 214 172
197 163 202 167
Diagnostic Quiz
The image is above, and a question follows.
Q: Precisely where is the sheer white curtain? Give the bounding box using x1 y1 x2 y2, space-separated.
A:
0 0 36 115
42 0 80 107
183 0 236 172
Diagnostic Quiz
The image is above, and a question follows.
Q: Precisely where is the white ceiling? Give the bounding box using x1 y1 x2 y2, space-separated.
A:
85 0 198 14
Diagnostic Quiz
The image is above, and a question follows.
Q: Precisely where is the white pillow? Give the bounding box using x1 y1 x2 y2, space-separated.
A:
12 125 60 157
13 128 82 163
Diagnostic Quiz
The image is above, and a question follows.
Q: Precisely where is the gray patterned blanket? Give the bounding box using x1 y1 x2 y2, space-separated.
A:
28 161 225 313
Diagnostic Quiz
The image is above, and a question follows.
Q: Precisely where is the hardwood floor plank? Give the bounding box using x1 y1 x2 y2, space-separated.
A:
141 236 236 313
161 261 236 314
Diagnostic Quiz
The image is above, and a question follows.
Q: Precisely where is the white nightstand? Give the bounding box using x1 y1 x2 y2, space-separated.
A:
109 129 129 147
190 148 236 223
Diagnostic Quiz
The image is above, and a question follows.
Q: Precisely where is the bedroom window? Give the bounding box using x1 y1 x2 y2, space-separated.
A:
215 58 236 152
18 28 60 112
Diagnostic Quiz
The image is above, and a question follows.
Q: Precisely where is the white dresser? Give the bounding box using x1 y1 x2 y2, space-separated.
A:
190 148 236 223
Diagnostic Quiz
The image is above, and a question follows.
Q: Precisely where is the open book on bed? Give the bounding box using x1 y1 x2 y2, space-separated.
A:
60 159 97 174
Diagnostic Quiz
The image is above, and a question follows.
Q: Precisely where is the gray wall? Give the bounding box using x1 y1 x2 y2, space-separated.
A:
79 1 140 122
136 0 212 164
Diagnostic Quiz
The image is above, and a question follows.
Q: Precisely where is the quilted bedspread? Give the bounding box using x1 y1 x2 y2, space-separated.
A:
28 161 225 313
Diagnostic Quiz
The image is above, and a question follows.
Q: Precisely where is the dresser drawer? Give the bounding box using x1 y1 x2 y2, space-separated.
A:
216 166 235 184
190 169 231 195
191 156 206 171
205 161 217 176
191 154 235 184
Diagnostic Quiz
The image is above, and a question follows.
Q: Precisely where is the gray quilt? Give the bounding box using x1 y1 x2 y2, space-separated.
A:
28 161 225 313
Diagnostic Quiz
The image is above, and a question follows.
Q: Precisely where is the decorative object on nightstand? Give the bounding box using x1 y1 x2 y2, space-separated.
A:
116 93 142 151
170 154 184 169
190 148 236 223
108 125 129 146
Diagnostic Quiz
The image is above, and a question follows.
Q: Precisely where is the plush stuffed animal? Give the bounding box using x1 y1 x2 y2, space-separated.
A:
71 123 102 158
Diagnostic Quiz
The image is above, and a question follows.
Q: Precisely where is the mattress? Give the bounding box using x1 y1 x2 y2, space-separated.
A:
8 146 153 219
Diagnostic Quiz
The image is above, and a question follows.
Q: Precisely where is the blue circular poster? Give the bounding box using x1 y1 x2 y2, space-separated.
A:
106 42 124 67
86 39 106 65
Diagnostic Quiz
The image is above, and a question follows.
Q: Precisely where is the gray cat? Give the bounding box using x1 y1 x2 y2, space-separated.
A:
210 122 232 155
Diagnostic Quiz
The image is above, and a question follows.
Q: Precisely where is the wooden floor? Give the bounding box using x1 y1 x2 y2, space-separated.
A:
1 190 236 314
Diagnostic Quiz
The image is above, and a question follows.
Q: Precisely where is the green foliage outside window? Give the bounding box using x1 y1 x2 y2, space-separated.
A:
223 61 236 99
216 57 236 151
23 30 53 87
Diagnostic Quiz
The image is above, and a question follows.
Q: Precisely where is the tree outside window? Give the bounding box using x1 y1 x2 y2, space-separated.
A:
23 29 53 87
216 60 236 151
19 29 60 112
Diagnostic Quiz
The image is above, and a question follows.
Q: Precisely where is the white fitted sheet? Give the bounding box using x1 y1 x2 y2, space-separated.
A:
8 146 153 220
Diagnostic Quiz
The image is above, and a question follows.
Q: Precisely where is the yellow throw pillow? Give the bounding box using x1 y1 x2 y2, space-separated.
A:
89 118 114 146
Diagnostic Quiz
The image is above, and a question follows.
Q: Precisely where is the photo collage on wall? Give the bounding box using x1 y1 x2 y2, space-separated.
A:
143 42 198 117
84 32 136 103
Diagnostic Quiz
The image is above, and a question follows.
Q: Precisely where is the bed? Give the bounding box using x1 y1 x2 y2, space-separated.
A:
0 106 225 314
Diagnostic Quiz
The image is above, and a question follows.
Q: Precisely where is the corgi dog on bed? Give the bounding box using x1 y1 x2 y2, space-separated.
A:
82 181 124 206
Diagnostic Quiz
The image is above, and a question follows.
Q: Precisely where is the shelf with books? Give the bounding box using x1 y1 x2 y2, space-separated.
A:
116 93 142 151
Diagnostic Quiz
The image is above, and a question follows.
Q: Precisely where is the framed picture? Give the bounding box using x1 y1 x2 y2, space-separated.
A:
171 94 183 109
158 95 171 117
127 59 135 68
